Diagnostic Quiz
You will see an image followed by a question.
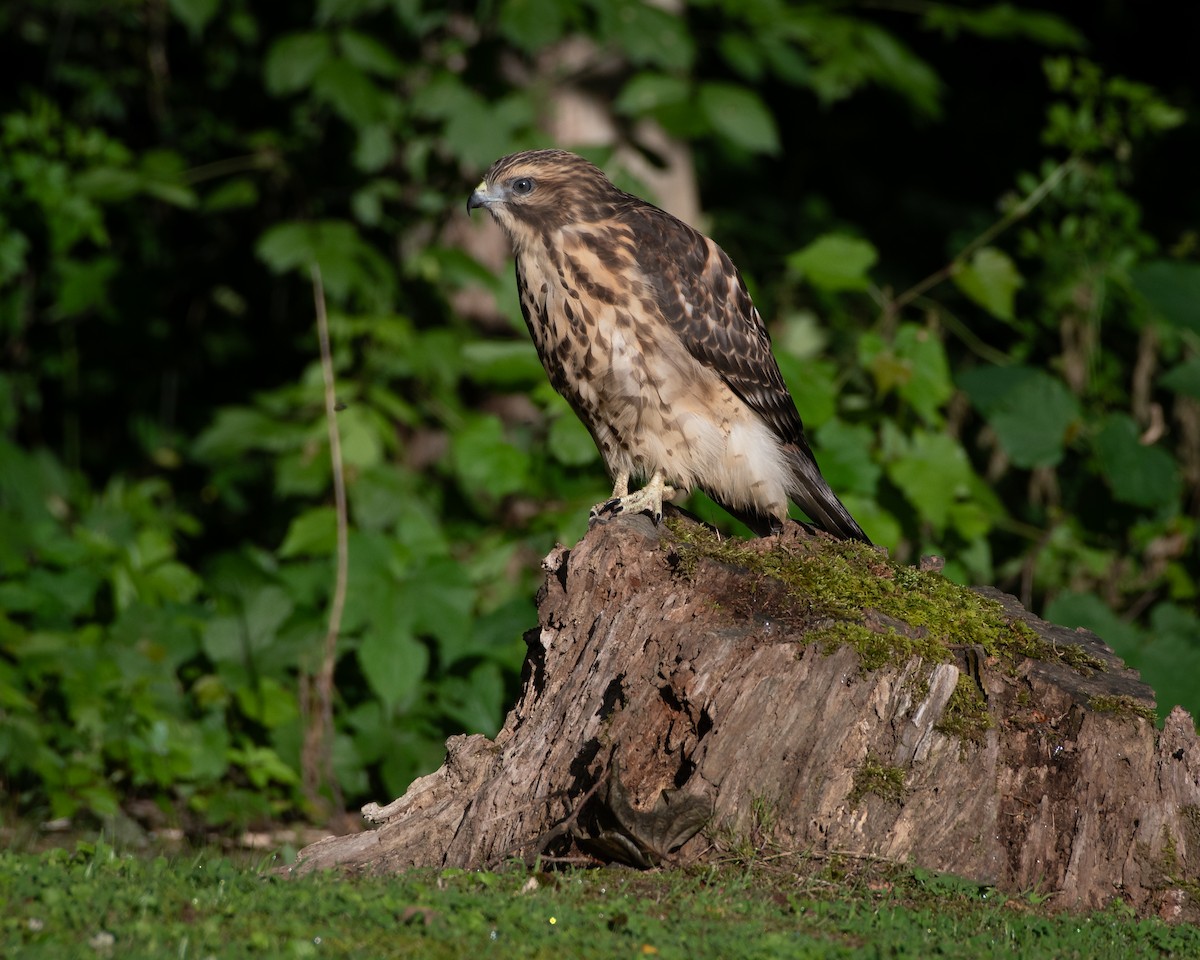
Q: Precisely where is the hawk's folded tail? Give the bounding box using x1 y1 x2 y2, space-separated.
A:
784 444 872 544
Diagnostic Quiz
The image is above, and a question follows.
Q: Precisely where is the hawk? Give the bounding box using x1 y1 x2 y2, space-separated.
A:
468 149 869 542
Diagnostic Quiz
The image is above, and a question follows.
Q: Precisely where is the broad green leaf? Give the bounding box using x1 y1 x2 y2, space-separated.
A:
787 234 878 292
337 30 402 77
337 404 385 470
1092 414 1181 510
203 178 259 212
53 257 117 318
497 0 570 53
1132 260 1200 333
548 412 599 467
256 219 395 306
615 74 690 115
0 227 30 286
812 420 879 497
202 616 242 663
597 0 694 71
353 124 394 174
312 59 391 128
861 325 952 424
1044 590 1142 660
279 507 338 558
1160 357 1200 399
439 662 505 736
886 431 972 531
894 324 953 424
167 0 219 35
142 561 203 604
959 366 1080 468
1139 604 1200 718
775 355 837 428
192 407 283 459
460 340 545 387
698 83 780 154
953 246 1023 321
357 620 428 710
234 677 299 728
243 585 294 653
264 33 333 96
957 365 1032 414
922 5 1085 48
451 415 531 502
718 34 766 81
406 558 475 665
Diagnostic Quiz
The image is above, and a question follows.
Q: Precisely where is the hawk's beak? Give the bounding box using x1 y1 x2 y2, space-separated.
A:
467 180 492 214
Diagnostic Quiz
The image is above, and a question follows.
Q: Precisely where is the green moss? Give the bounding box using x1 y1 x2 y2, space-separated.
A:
1088 694 1158 723
666 519 1099 677
850 755 907 805
1158 825 1200 903
935 673 994 744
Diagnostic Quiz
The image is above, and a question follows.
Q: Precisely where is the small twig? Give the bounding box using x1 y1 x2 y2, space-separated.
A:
494 757 611 869
300 263 349 820
886 154 1080 320
1019 521 1058 611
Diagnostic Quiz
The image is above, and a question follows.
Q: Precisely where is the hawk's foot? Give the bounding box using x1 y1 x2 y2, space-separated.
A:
589 476 677 527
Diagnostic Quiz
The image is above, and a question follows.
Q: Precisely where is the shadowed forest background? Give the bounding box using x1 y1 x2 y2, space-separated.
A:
1 0 1198 835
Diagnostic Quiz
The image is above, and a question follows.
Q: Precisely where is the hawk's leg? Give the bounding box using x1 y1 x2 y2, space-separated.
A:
589 471 677 527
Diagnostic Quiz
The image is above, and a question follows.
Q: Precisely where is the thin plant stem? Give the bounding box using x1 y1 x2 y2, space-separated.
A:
301 263 349 820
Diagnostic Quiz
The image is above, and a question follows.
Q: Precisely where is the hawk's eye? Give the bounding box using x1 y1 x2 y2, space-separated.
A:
511 177 535 196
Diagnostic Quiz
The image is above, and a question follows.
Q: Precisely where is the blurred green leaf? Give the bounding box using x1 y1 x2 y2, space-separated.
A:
615 74 690 116
279 507 338 558
959 366 1080 468
886 430 973 531
1160 357 1200 399
813 420 879 497
1138 603 1200 718
337 31 402 77
698 83 780 154
460 340 545 387
953 246 1023 321
1092 414 1181 510
597 0 694 71
357 620 429 711
497 0 571 52
264 33 333 95
922 5 1085 47
167 0 220 35
776 356 837 429
548 412 599 467
1131 260 1200 333
787 234 877 292
451 415 531 502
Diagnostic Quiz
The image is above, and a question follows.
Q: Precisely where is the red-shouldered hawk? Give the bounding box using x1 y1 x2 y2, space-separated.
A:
469 149 869 542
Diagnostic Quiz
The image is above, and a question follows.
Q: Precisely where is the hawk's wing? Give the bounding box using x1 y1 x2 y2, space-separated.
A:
627 206 810 452
610 203 869 542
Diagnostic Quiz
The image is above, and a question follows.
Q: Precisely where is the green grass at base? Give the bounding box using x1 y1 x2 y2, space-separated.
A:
2 842 1198 959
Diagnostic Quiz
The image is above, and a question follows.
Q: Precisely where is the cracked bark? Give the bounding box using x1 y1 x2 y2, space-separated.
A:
289 512 1200 921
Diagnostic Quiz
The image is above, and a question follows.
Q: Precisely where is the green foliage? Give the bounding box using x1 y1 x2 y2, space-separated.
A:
0 0 1196 834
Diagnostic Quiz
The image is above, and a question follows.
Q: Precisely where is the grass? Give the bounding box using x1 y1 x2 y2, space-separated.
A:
4 840 1199 959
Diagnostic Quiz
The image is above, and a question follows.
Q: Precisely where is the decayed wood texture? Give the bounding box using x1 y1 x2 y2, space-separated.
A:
290 513 1200 920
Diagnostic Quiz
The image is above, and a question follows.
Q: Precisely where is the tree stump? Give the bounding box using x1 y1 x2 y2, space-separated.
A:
290 512 1200 920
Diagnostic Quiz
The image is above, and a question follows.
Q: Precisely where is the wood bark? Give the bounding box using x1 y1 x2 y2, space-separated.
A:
291 513 1200 920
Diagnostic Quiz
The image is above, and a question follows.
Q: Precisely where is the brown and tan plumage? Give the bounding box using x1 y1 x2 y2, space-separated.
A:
468 148 869 542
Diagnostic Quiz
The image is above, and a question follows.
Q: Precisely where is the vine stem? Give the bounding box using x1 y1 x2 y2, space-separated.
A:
885 154 1080 320
301 263 348 820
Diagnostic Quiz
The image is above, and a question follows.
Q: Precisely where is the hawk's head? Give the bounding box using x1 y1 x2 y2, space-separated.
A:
467 149 626 248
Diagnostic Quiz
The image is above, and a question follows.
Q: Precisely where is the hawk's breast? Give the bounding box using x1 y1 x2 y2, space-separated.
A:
516 226 793 517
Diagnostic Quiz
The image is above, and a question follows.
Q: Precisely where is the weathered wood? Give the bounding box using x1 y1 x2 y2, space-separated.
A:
290 512 1200 920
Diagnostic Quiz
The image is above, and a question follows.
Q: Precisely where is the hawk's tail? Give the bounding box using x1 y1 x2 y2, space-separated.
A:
784 444 872 544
